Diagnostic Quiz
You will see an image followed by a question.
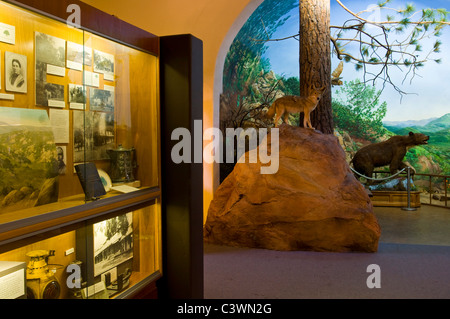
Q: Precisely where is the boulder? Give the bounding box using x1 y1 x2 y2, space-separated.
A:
204 124 380 252
1 190 25 206
35 177 59 207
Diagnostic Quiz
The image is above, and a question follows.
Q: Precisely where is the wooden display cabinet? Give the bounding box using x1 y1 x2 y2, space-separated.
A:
0 0 164 299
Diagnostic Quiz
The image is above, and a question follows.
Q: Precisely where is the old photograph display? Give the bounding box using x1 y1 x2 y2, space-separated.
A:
94 50 114 81
36 81 65 107
4 28 118 166
69 83 86 109
67 41 92 70
73 110 115 162
35 32 66 106
5 51 27 93
35 32 65 67
93 212 133 276
56 145 67 175
90 88 114 112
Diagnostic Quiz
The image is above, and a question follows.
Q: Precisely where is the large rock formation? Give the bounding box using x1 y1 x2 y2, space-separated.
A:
204 124 381 252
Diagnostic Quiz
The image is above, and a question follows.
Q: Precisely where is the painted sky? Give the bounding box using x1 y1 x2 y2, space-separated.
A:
261 0 450 121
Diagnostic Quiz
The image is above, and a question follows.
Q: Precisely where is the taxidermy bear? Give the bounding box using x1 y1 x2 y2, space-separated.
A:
351 131 429 180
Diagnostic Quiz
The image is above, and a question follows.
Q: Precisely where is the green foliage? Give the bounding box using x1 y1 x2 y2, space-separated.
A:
383 115 450 175
222 0 297 129
0 129 58 195
333 1 450 95
332 80 388 142
280 76 300 96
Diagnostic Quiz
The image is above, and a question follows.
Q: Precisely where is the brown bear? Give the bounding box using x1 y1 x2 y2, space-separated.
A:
351 131 429 180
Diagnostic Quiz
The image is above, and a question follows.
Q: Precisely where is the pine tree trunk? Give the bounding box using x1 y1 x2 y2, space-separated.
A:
299 0 334 134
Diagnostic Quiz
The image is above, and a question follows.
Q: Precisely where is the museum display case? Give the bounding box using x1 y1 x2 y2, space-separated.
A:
0 0 162 298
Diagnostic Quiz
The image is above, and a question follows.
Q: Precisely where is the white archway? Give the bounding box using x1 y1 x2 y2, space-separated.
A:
211 0 264 191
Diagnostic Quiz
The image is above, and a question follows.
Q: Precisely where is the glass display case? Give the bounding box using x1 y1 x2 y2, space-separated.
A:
0 0 162 299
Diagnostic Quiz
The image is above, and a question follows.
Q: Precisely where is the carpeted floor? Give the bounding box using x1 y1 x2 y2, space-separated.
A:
203 205 450 299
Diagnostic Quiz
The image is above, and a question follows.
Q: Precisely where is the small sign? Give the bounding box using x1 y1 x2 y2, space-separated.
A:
0 22 15 45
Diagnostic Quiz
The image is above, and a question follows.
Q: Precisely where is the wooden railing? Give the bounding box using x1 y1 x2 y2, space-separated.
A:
414 173 449 208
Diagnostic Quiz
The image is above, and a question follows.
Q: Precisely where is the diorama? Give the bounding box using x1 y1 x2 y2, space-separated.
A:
204 0 450 252
0 0 161 299
0 106 59 212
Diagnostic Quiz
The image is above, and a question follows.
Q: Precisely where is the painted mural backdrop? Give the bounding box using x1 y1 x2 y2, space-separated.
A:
221 0 450 184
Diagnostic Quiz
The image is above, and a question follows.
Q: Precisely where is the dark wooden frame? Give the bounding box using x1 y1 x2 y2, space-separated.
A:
159 34 204 299
0 0 161 299
4 0 158 55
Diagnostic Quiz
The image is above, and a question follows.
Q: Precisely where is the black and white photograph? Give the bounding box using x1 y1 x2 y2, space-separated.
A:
93 50 114 77
90 88 114 112
56 145 67 175
35 32 65 67
69 83 86 109
35 61 47 82
73 110 115 162
36 81 65 107
67 41 92 70
93 212 133 276
5 51 27 93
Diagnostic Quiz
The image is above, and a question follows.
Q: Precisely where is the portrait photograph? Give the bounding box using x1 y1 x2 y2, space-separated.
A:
5 51 27 93
56 145 67 175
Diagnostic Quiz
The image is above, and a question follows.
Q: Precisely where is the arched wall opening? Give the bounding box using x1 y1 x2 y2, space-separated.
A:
210 0 264 217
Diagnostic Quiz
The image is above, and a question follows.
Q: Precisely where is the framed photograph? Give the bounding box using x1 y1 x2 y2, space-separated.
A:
69 83 86 109
94 50 114 80
56 145 67 175
73 111 115 162
90 88 114 112
67 41 92 70
36 81 65 107
76 212 134 286
35 61 47 82
93 212 133 276
35 32 65 67
5 52 27 93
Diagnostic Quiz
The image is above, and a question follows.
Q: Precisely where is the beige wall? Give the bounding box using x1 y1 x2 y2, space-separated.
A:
81 0 262 221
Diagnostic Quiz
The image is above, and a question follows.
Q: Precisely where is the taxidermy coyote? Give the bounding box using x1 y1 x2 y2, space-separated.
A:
266 85 327 129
